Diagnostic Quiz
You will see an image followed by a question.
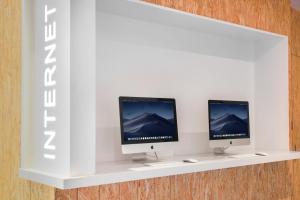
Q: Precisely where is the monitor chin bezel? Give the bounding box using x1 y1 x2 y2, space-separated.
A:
121 141 178 154
209 138 251 149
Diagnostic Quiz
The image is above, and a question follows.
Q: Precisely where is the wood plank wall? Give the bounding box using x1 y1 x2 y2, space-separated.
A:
291 7 300 200
0 0 55 199
144 0 291 36
55 162 294 200
0 0 299 200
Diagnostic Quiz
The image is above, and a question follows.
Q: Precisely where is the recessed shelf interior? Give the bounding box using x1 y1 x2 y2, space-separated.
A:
20 0 291 188
95 0 288 164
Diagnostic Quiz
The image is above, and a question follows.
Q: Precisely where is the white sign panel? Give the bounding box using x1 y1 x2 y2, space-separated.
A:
33 0 70 175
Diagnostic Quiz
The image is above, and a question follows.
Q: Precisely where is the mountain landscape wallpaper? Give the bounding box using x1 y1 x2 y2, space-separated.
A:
121 100 177 142
209 102 249 139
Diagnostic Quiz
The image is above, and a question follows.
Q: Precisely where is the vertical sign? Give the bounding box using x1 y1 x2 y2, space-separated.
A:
33 0 70 175
43 4 57 160
22 0 95 177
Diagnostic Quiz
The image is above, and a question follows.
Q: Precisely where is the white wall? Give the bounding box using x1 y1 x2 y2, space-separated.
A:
96 12 256 162
254 38 289 150
70 0 96 176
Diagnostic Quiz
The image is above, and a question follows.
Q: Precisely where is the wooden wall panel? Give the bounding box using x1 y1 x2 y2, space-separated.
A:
262 0 290 36
214 168 236 200
291 9 300 57
78 186 99 200
0 0 55 199
277 161 293 200
234 166 249 200
195 171 214 200
171 173 195 200
138 179 155 200
120 181 138 200
293 159 300 200
55 189 78 200
55 162 294 200
143 0 291 35
0 0 28 199
266 161 292 200
291 55 300 150
154 177 171 200
248 164 270 200
31 183 55 200
99 184 120 200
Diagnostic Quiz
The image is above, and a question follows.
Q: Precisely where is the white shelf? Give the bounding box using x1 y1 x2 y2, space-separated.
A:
21 0 291 189
20 150 300 189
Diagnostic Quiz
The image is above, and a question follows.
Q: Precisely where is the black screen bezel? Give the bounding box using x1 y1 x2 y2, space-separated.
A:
119 96 179 145
208 100 250 140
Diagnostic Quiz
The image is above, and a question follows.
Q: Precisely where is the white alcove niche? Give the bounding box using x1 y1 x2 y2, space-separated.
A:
95 0 288 162
20 0 300 189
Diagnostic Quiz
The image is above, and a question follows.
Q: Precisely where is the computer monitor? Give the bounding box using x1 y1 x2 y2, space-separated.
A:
208 100 250 154
119 96 179 154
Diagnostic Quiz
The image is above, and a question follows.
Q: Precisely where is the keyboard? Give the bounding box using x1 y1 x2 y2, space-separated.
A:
228 154 260 158
129 161 186 171
144 161 184 167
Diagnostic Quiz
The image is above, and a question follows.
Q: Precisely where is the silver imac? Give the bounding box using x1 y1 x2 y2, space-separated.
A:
208 100 250 154
119 96 179 157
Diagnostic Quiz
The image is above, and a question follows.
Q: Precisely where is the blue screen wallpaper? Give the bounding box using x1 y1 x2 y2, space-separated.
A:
121 100 177 142
209 102 249 139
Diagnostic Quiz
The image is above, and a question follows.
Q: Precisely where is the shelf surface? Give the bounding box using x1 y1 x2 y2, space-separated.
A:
20 150 300 189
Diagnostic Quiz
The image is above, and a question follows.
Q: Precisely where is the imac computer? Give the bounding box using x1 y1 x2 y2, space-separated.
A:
119 96 179 157
208 100 250 154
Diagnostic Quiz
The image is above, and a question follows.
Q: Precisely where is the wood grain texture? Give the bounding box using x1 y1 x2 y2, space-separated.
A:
171 173 195 200
248 164 269 200
54 162 293 200
290 36 294 151
291 9 300 57
0 0 29 199
78 186 99 200
247 162 293 200
143 0 291 35
214 168 236 200
56 189 78 200
293 160 300 200
99 184 120 200
0 0 55 199
234 166 249 200
120 181 138 200
154 177 171 200
138 179 155 200
290 8 300 200
291 55 300 151
31 183 55 200
195 171 214 200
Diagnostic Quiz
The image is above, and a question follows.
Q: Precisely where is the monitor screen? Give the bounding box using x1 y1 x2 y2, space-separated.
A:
208 100 250 140
119 97 178 144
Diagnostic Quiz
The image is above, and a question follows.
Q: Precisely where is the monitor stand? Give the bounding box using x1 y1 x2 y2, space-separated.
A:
213 147 229 155
131 152 161 162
